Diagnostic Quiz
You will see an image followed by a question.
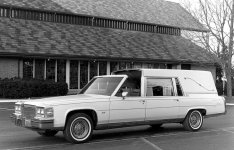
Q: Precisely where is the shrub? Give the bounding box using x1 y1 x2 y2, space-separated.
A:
0 78 68 99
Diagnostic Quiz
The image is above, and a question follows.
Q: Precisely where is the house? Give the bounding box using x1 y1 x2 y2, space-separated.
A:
0 0 216 92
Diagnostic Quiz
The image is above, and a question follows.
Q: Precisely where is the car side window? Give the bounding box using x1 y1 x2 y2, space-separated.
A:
175 78 184 96
116 78 141 97
146 78 174 96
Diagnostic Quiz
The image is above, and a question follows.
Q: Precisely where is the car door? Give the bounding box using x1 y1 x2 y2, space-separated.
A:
109 77 146 124
145 78 180 121
109 96 146 124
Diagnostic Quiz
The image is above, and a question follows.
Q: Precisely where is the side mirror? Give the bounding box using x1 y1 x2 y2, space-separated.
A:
122 92 128 99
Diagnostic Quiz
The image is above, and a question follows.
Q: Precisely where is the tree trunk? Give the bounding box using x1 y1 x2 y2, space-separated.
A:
227 65 232 101
227 0 234 102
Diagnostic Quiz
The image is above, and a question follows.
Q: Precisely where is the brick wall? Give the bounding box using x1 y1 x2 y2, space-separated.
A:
0 58 19 79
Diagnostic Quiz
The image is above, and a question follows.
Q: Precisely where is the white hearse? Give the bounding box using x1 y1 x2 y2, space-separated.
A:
11 69 226 143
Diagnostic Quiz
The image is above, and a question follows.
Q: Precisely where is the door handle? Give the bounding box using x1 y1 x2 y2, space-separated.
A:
139 100 146 103
174 99 179 102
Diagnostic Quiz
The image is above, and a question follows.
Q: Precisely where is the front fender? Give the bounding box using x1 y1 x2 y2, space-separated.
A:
53 106 109 128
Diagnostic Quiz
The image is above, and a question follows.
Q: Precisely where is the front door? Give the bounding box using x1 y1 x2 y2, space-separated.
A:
109 96 146 124
109 76 145 124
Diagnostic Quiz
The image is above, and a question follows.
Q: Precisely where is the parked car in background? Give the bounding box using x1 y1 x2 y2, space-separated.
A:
11 69 226 143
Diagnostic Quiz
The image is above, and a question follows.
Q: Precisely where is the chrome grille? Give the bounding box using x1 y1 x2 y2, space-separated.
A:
22 105 36 119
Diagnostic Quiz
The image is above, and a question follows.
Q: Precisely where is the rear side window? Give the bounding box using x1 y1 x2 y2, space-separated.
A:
175 78 184 96
146 78 174 96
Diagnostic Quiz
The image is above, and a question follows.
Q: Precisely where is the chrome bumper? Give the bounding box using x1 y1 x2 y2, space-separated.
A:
11 113 54 130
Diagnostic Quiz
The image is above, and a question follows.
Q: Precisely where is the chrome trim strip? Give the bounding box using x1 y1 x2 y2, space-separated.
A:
95 118 184 130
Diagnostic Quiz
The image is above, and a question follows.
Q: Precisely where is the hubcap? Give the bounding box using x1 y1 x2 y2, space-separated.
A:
189 111 202 129
70 118 90 140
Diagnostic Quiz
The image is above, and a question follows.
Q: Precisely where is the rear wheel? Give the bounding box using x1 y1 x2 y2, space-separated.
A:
63 113 93 144
37 130 58 137
183 110 203 131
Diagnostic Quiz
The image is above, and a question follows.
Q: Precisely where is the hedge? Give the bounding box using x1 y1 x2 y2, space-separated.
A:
0 78 68 99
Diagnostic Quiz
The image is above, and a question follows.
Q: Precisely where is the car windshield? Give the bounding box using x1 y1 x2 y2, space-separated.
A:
80 77 124 96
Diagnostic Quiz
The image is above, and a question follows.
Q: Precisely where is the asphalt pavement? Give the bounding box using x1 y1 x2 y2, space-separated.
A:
0 103 234 150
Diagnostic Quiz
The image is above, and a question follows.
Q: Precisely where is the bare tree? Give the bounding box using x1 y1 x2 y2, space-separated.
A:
227 0 234 102
181 0 234 101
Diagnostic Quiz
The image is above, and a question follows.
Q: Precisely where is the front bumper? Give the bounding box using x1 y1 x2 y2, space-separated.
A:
11 113 54 130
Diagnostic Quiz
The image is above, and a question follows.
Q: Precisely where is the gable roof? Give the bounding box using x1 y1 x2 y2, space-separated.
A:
0 17 215 64
0 0 208 32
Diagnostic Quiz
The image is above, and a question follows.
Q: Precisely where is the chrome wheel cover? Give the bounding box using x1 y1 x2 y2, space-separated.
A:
189 111 202 129
70 117 91 141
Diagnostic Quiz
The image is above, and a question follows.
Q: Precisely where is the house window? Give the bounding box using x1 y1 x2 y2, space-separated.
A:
80 61 88 88
150 64 167 69
159 64 167 69
153 64 160 69
119 62 126 70
46 59 55 81
70 60 79 89
147 63 154 69
23 59 33 79
35 59 45 79
133 62 142 69
181 64 191 70
167 64 173 69
57 60 66 82
110 62 119 73
143 63 154 69
90 61 98 80
126 62 133 69
99 61 107 75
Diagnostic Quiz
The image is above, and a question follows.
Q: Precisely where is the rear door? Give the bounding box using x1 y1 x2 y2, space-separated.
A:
145 77 180 121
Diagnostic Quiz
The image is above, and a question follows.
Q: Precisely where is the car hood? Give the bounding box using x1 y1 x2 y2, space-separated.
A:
21 94 110 107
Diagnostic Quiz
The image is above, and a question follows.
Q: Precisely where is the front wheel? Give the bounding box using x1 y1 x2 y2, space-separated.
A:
183 110 203 131
63 113 93 144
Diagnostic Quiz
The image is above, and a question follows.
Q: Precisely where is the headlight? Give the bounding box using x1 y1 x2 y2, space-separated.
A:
36 107 45 118
45 108 54 118
15 105 22 114
36 107 53 118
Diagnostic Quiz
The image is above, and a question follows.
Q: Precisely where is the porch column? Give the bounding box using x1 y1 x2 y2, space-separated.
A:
18 59 23 78
107 61 110 75
33 59 35 78
66 60 70 89
78 61 81 89
55 60 57 82
44 59 47 80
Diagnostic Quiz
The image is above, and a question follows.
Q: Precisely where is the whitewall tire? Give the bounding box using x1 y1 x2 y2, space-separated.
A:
64 113 93 143
183 110 203 131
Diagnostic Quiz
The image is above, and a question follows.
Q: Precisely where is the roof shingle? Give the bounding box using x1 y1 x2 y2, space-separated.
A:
0 0 208 32
0 18 214 64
